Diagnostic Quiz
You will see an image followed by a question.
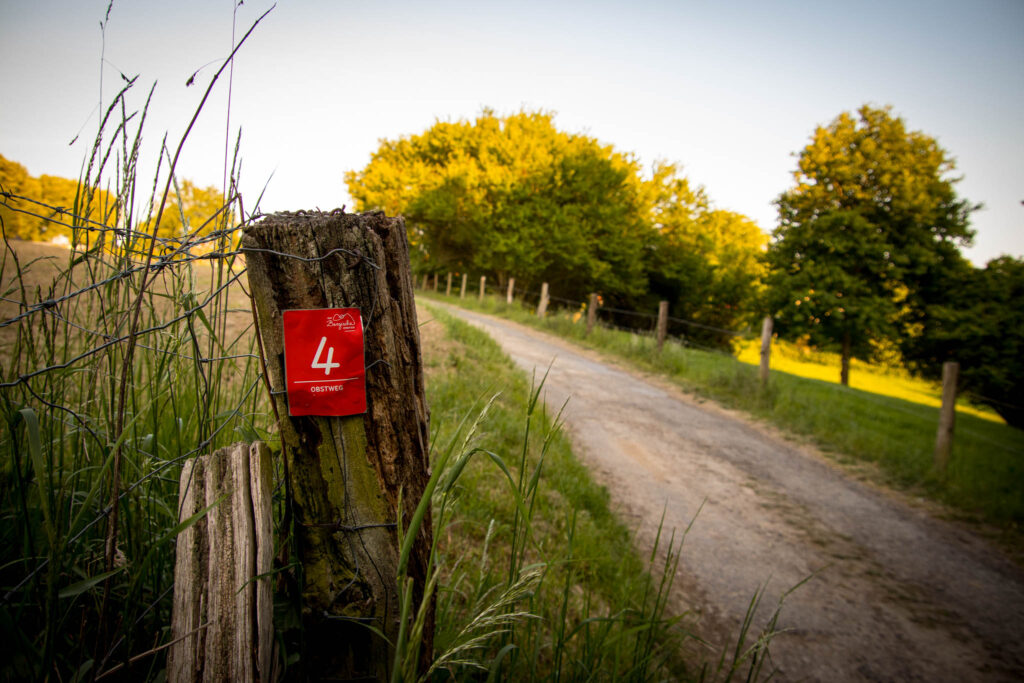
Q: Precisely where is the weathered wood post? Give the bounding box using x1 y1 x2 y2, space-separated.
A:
759 316 773 385
421 273 428 290
460 273 468 299
479 275 486 302
169 442 274 683
242 211 432 680
446 272 453 296
656 300 669 351
506 278 515 304
934 361 959 474
536 282 549 317
432 273 438 291
586 293 598 335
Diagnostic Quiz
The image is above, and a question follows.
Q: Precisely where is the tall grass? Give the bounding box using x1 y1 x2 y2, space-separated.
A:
0 12 274 679
420 291 1024 531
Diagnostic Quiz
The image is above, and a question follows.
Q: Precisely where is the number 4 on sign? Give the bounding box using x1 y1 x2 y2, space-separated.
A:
311 336 341 375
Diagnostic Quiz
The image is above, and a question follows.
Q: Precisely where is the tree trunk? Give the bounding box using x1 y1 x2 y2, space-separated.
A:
242 210 432 680
840 331 852 386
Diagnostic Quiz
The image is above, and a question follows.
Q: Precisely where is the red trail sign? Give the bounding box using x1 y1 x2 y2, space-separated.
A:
282 308 367 417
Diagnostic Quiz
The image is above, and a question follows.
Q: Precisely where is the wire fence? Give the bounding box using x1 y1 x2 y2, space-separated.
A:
423 271 755 358
0 188 280 677
417 268 1024 415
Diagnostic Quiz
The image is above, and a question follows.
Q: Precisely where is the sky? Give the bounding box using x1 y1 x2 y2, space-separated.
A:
2 0 1022 265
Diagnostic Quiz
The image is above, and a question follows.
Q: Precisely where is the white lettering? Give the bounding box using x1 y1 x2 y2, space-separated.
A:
311 336 341 375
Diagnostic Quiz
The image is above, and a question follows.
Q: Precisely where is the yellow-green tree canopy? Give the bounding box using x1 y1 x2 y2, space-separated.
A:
0 154 116 242
347 111 767 345
768 105 975 383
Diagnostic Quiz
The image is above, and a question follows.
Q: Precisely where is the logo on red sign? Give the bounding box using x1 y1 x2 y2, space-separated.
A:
282 308 367 417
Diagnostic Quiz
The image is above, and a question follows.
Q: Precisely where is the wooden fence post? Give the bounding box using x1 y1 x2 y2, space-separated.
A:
433 273 438 291
759 316 773 385
169 442 274 683
934 361 959 474
506 278 515 304
536 282 549 317
446 272 453 296
460 273 468 299
656 301 669 351
242 211 433 680
421 273 428 290
586 293 598 335
479 275 486 302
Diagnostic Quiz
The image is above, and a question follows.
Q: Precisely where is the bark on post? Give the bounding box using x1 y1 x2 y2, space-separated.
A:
934 361 959 474
242 211 432 681
169 442 274 683
446 272 453 296
537 282 549 317
479 275 486 302
759 316 773 385
586 293 598 335
506 278 515 304
460 273 468 299
656 300 669 351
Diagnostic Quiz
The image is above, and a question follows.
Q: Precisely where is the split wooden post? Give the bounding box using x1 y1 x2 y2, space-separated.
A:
506 278 515 304
169 442 274 683
536 282 550 317
656 301 669 351
759 316 774 385
460 273 468 299
242 211 433 680
479 275 486 302
586 293 598 335
432 273 438 291
934 361 959 474
446 272 453 296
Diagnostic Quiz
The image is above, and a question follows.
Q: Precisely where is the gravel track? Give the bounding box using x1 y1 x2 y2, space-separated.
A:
440 304 1024 682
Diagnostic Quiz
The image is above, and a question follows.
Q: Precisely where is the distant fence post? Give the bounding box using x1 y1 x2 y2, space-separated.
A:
432 273 438 291
759 316 773 385
169 441 274 683
446 272 453 296
934 361 959 474
506 278 515 304
656 301 669 351
460 273 468 299
242 211 433 680
479 276 486 302
586 293 598 335
421 273 428 290
536 282 550 317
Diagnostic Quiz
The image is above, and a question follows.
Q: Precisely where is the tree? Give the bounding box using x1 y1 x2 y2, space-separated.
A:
347 110 768 345
150 179 233 246
768 105 975 384
0 154 117 243
644 162 767 346
905 256 1024 428
346 110 650 300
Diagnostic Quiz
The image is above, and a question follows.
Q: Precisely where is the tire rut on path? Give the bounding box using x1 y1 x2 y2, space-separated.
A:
439 304 1024 682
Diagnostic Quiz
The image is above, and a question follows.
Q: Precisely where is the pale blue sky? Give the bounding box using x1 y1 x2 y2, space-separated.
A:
2 0 1022 264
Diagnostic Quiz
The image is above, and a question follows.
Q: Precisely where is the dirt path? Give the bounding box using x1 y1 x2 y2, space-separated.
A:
438 304 1024 682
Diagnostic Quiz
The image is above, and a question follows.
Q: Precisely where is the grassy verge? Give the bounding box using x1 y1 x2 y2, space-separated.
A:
419 291 1024 534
